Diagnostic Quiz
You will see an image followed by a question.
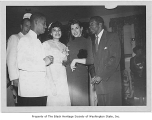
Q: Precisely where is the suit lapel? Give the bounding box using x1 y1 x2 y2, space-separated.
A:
92 31 108 66
92 31 107 55
94 31 108 71
91 36 96 56
95 30 107 58
98 30 107 52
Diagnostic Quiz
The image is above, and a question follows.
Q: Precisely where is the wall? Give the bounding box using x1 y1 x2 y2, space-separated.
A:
62 10 142 31
6 7 143 42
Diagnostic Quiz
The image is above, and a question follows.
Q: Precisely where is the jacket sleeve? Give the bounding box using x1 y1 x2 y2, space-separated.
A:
88 64 96 78
98 33 121 81
87 38 96 78
86 38 94 65
130 57 136 73
6 35 19 81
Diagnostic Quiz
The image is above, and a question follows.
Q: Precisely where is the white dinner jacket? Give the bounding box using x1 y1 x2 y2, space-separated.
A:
17 30 47 97
7 32 24 81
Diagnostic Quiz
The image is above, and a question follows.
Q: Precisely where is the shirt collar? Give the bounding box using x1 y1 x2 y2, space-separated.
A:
18 32 24 37
28 30 38 39
96 29 104 39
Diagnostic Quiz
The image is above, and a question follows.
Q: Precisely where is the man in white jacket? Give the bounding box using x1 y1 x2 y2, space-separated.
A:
7 18 31 106
17 12 53 106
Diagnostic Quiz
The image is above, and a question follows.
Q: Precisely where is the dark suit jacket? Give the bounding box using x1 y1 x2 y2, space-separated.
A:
89 30 121 94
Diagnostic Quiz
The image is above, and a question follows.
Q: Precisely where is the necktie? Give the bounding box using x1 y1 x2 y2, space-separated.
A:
95 36 98 52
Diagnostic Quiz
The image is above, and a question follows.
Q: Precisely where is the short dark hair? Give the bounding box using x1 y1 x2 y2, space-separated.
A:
90 16 104 25
48 21 62 33
68 19 82 28
20 18 30 26
133 46 143 54
68 19 83 40
30 12 45 24
47 21 62 39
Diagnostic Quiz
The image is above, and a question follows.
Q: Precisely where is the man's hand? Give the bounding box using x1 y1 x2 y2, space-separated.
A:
90 76 96 85
91 76 102 85
44 55 53 66
12 79 19 87
95 76 102 84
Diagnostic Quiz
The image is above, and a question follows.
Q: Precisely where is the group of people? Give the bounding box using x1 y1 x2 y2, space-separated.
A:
7 12 122 106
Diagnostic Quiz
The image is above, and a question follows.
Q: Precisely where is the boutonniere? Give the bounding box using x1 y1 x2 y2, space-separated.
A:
104 47 108 50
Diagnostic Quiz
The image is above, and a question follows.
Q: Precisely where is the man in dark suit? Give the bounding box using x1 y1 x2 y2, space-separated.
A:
89 16 122 106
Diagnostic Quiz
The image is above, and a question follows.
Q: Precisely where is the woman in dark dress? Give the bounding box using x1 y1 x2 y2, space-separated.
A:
66 19 93 106
130 46 146 105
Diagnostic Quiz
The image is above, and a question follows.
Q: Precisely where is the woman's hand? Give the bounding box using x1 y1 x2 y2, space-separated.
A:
70 58 86 71
70 59 77 71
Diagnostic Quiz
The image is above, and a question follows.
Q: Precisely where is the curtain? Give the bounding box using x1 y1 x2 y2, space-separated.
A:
109 13 146 72
109 14 146 105
109 17 125 71
109 14 146 49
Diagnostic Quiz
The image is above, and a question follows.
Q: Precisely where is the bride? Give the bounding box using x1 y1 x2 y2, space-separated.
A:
43 21 71 106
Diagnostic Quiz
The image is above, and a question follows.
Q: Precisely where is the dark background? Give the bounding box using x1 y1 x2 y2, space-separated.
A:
6 5 145 44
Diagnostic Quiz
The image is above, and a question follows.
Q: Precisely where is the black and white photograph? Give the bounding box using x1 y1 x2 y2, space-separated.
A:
0 0 151 119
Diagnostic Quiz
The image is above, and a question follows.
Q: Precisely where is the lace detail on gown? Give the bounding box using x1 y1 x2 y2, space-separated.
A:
43 40 71 106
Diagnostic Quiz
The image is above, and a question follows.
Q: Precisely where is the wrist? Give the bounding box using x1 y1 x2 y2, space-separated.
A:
46 63 50 66
73 59 77 63
74 58 86 64
12 79 19 81
92 76 96 79
46 61 52 66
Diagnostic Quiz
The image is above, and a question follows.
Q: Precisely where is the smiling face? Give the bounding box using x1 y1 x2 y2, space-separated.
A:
51 27 62 39
21 19 31 35
71 23 83 37
89 19 102 35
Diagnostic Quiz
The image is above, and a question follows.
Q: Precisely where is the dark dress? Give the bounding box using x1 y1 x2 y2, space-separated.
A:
130 55 146 98
66 36 93 106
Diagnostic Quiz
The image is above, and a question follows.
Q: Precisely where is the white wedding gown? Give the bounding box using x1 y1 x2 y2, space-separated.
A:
43 40 71 106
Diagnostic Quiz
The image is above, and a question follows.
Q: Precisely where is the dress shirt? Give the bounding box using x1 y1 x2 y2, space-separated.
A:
96 29 104 45
17 30 47 97
7 32 24 81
